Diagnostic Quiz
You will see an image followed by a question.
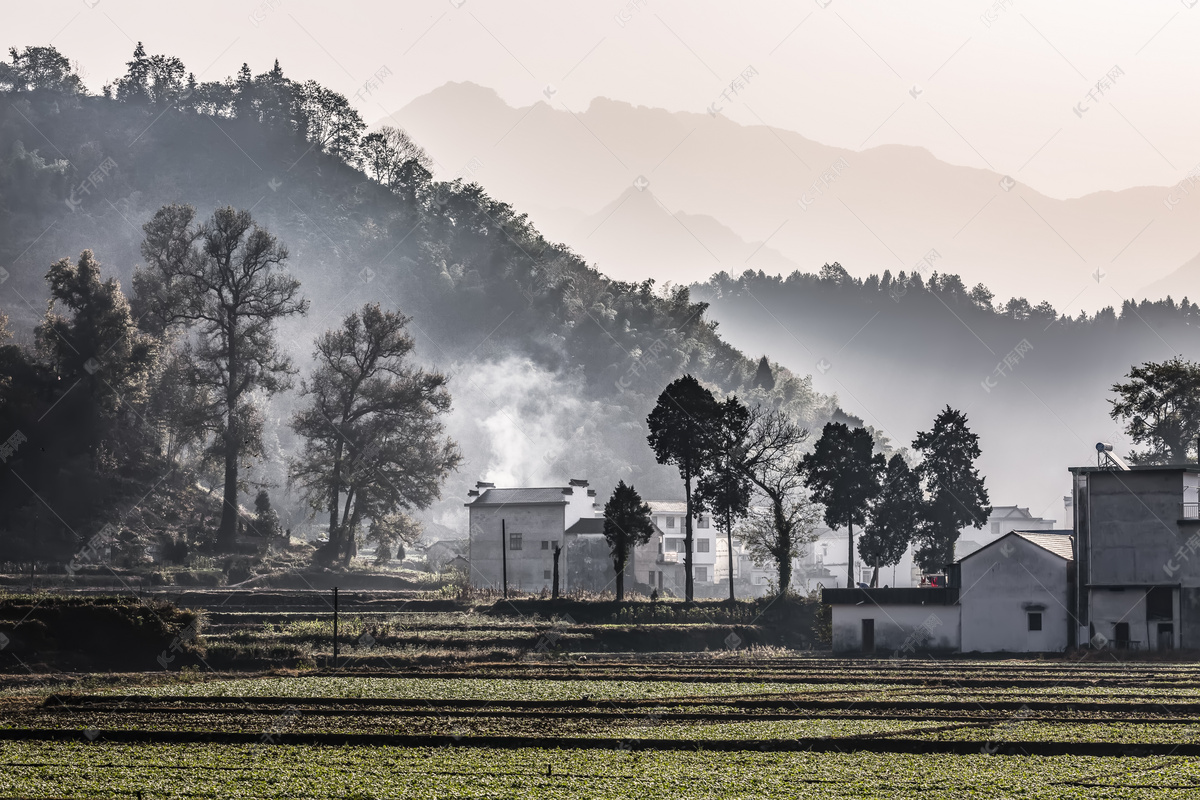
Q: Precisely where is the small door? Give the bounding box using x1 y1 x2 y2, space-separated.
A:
1114 622 1130 649
1158 623 1174 651
862 619 875 654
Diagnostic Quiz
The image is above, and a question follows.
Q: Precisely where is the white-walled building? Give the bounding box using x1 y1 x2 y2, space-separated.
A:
465 479 598 593
955 531 1074 653
826 530 1075 654
646 502 719 596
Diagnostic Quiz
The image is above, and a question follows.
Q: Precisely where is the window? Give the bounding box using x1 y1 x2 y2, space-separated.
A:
697 539 710 553
509 533 523 550
990 521 1001 534
544 570 552 580
666 516 675 528
697 515 710 529
696 566 708 582
1148 587 1173 621
1028 612 1042 631
541 540 550 550
669 539 683 552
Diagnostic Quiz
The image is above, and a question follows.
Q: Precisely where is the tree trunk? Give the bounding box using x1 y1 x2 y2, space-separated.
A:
726 509 735 604
340 493 359 567
847 520 855 587
216 423 238 551
870 564 879 588
778 545 792 597
328 438 343 541
615 551 625 602
216 336 239 552
772 496 791 596
684 474 694 602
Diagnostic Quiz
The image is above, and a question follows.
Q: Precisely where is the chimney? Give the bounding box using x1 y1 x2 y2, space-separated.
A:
476 481 495 490
467 489 479 497
569 478 589 488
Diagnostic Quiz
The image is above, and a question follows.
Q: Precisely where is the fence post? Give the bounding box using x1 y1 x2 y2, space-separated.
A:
332 586 339 669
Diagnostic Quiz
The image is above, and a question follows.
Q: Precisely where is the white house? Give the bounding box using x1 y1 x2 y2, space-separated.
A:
646 502 718 596
955 531 1074 653
825 530 1075 654
465 479 598 592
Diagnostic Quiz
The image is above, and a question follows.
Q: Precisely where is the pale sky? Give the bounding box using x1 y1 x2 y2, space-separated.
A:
8 0 1200 199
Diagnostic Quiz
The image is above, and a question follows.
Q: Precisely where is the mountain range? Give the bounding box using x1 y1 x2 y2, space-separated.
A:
383 82 1200 308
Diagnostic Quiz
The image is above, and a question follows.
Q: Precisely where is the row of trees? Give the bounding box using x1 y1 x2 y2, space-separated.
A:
1 44 429 189
2 202 459 564
704 264 1200 329
621 375 991 601
575 350 1193 601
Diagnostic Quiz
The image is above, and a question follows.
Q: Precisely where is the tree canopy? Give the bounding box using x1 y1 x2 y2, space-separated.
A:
802 422 884 587
859 454 922 587
1110 357 1200 464
602 480 655 601
912 406 990 572
647 374 722 601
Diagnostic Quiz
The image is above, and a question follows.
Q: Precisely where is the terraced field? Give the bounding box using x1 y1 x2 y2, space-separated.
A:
4 656 1200 797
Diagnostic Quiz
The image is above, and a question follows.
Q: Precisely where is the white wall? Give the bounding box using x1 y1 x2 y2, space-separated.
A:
832 604 960 654
1091 588 1180 651
468 504 565 591
959 536 1071 653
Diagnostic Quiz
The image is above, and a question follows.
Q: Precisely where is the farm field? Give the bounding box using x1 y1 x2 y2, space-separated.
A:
4 658 1200 797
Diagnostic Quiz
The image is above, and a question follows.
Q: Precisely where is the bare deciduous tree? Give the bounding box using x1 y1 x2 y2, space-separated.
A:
738 406 821 594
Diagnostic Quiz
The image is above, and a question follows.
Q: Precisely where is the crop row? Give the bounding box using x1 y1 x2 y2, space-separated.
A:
0 742 1197 798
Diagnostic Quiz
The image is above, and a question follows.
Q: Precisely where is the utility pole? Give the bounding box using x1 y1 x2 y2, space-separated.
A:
501 519 508 599
552 544 561 600
332 586 339 669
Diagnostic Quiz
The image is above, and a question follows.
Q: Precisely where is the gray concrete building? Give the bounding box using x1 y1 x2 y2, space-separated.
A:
1070 463 1200 651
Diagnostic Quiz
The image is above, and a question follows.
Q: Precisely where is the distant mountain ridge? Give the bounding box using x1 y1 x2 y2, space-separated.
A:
384 82 1200 307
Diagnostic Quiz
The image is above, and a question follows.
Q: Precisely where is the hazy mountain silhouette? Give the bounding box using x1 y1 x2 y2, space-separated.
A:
385 82 1200 306
1142 248 1200 300
561 185 798 281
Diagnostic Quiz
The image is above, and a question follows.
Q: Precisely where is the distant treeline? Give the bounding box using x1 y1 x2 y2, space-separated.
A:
700 264 1199 328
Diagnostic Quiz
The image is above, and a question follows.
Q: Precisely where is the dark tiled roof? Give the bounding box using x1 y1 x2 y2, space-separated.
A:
467 487 569 506
566 517 667 536
565 517 605 534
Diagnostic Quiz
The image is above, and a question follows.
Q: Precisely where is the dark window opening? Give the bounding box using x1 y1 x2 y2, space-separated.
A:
1027 612 1043 632
1114 621 1130 649
1147 587 1173 621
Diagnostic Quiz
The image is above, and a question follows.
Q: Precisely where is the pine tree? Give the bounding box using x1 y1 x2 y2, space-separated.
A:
859 454 921 587
602 481 655 601
751 356 775 391
647 375 722 601
912 406 990 572
802 422 885 587
695 396 752 602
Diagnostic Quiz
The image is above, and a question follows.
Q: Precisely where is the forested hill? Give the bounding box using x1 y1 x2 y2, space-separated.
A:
0 45 844 515
693 267 1200 519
